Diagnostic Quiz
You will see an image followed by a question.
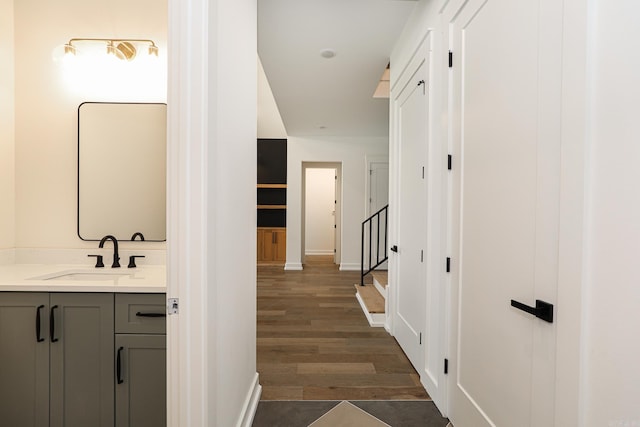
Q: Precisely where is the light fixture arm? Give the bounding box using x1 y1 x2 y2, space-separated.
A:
65 38 159 61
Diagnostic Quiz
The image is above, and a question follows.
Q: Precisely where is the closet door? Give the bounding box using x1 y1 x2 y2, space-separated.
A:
446 0 562 425
392 36 429 376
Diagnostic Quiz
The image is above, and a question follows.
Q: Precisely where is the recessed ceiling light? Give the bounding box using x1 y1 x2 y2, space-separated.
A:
320 49 336 59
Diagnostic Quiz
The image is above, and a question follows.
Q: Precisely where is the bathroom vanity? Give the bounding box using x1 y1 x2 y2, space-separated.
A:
0 265 166 427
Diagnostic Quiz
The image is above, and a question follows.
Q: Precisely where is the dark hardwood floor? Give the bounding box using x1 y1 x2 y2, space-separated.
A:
257 255 429 400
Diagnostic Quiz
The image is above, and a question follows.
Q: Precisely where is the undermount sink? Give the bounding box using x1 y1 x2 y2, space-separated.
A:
29 270 129 281
49 272 128 281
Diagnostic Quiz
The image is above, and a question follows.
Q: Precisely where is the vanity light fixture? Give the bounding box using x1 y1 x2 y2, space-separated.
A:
62 38 159 61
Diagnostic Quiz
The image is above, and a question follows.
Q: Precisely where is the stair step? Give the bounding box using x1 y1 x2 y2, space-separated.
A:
354 284 385 313
371 271 388 288
354 284 386 328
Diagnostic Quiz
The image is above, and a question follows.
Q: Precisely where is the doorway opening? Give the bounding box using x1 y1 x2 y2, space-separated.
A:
301 162 342 266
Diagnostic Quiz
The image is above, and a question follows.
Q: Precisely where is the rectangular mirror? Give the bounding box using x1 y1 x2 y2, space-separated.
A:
78 102 167 241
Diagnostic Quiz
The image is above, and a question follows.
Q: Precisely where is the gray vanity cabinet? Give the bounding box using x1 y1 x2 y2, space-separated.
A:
0 292 50 427
115 293 167 427
49 293 115 427
0 291 165 427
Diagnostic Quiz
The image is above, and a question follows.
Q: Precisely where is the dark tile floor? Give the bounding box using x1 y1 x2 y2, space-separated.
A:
252 400 450 427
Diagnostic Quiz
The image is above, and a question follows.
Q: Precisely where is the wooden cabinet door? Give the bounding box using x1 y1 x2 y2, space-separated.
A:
257 228 286 263
0 293 49 427
257 229 267 261
115 334 166 427
49 293 114 427
274 229 286 261
262 229 275 261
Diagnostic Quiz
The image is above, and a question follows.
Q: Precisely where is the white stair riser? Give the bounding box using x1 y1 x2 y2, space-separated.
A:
355 292 385 328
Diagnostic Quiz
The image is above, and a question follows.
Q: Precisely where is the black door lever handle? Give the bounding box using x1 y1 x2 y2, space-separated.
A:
510 299 554 323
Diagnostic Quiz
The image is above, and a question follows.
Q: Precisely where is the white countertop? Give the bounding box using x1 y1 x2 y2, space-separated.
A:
0 264 166 293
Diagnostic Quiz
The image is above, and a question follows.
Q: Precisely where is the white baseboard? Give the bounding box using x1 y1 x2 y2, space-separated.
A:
237 373 262 427
339 263 360 271
0 248 15 265
284 262 303 270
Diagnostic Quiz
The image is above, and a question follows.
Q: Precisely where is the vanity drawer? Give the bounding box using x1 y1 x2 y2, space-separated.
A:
115 293 166 334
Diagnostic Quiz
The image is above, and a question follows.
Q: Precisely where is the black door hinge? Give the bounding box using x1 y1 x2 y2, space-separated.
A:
446 257 451 273
444 358 449 374
448 51 453 68
448 155 452 170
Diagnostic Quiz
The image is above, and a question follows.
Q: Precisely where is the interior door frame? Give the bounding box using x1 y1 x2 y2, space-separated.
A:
440 0 589 424
389 29 448 411
364 155 389 219
364 155 389 272
301 162 342 266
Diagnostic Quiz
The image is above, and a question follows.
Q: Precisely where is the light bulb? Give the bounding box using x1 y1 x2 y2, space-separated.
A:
52 43 78 64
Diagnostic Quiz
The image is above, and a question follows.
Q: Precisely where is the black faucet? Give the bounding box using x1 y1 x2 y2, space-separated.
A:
131 232 145 241
99 235 120 268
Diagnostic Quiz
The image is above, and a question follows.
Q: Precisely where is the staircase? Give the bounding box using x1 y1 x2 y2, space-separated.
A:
354 271 387 327
355 205 389 327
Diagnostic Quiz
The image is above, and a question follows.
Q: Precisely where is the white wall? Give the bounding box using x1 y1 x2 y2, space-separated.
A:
257 57 286 139
305 168 335 255
208 1 258 424
390 0 440 85
0 0 15 250
286 136 388 270
583 2 640 425
166 0 259 425
13 0 167 250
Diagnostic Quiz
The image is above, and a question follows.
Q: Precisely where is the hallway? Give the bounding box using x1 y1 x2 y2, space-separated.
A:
257 256 428 400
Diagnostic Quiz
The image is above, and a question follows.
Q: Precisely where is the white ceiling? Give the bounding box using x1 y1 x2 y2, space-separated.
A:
258 0 416 137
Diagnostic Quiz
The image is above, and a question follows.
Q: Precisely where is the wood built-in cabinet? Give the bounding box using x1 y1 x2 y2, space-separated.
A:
0 292 166 427
257 227 286 263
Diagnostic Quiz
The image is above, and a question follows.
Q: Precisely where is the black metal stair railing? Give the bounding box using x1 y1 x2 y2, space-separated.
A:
360 204 389 286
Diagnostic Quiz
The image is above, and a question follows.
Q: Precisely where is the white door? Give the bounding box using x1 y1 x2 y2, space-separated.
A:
393 51 429 372
447 0 561 425
333 169 340 264
369 162 389 214
304 168 336 256
369 162 389 269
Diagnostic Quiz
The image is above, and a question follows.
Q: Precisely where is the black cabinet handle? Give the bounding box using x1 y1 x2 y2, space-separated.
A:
510 299 554 323
50 305 59 342
116 346 124 384
390 245 398 253
36 305 45 342
135 311 166 318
